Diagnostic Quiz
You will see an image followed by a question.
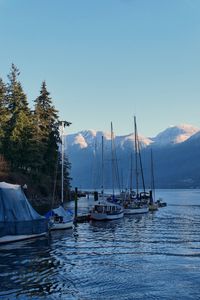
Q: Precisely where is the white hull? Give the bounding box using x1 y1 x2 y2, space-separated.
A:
0 232 47 244
90 211 124 221
50 220 73 230
124 206 149 215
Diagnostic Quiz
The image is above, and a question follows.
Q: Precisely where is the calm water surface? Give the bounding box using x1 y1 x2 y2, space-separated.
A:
1 189 200 300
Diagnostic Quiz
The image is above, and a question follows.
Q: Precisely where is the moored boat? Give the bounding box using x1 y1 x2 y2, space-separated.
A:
122 191 149 215
46 206 73 230
122 117 150 215
0 182 48 244
45 121 73 230
90 132 124 221
90 200 124 220
155 198 167 207
123 200 149 215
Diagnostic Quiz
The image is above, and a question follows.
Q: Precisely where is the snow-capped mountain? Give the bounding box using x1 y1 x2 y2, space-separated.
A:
66 124 199 150
66 130 153 151
152 124 200 146
64 124 200 189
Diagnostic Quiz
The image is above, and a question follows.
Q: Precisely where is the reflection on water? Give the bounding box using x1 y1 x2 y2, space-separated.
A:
1 190 200 299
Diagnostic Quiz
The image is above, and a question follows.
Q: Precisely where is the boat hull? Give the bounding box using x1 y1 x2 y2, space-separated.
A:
50 221 73 230
0 232 47 244
124 207 149 215
90 211 124 221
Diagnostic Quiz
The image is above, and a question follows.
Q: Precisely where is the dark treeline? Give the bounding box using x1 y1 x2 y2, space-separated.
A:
0 64 71 205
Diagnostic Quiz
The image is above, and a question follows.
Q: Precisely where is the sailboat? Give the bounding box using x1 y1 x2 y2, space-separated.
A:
106 122 124 202
90 135 124 221
47 206 73 230
46 121 73 230
123 116 149 215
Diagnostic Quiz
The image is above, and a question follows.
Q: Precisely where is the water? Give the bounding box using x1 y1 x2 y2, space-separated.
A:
1 189 200 300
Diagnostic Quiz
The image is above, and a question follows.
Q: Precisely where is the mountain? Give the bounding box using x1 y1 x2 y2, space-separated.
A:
152 124 200 146
65 124 200 189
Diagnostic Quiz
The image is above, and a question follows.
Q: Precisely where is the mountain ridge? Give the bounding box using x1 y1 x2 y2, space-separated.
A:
66 124 200 149
65 124 200 189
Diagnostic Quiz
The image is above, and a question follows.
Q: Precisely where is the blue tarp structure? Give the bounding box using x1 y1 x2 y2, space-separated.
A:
0 182 48 237
45 206 73 222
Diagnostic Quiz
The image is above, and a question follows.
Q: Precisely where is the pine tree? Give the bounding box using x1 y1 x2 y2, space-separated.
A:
33 81 60 177
3 64 33 171
0 66 72 199
33 82 72 198
63 156 72 196
0 78 8 152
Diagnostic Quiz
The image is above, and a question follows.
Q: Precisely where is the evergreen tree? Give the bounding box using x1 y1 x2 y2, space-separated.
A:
3 64 33 171
63 156 72 196
0 65 72 199
0 78 8 152
33 81 60 177
33 82 72 197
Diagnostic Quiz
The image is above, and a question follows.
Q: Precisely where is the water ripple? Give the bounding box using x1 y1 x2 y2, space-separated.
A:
1 191 200 299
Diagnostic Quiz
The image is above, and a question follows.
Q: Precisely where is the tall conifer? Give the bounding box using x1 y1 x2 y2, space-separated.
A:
33 81 60 177
0 78 8 151
4 64 33 170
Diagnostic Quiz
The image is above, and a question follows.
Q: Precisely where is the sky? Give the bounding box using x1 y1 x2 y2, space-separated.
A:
0 0 200 137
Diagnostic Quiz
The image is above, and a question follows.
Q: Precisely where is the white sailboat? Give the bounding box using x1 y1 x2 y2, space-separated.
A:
123 116 149 215
90 135 124 221
47 121 74 230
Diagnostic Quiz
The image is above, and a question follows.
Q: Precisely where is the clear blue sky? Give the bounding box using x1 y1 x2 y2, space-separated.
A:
0 0 200 137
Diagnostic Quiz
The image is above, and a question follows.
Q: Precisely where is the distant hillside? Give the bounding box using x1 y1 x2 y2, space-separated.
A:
65 124 200 189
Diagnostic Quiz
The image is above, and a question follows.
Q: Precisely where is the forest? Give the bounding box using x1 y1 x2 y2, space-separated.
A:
0 64 71 209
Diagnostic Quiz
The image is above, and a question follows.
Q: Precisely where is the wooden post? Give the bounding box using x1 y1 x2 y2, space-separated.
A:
74 187 78 221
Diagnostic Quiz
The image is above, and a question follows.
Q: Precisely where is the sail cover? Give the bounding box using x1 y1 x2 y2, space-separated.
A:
45 205 73 223
0 182 48 237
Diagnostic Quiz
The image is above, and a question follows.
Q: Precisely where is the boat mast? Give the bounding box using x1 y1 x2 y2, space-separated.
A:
151 148 155 201
134 116 139 197
59 120 71 204
134 116 146 195
92 138 97 191
101 135 104 200
138 136 146 193
110 122 121 195
111 122 115 197
130 152 133 193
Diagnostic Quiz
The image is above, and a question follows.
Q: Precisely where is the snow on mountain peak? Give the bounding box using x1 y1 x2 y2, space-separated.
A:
153 124 200 146
68 129 112 149
120 133 152 149
73 133 88 149
66 124 200 150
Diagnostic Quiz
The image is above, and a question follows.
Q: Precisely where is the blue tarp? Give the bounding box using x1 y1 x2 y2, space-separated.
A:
0 182 48 237
45 206 73 222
